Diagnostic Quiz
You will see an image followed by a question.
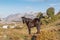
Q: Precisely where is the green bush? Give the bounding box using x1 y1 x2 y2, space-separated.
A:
46 7 55 18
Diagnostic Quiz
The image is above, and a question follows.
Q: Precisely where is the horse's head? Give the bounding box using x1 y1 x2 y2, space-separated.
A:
21 16 26 24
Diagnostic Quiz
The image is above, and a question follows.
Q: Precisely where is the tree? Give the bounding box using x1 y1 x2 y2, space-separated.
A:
46 7 55 18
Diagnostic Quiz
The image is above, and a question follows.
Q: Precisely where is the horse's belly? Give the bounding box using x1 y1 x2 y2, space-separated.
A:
29 23 35 27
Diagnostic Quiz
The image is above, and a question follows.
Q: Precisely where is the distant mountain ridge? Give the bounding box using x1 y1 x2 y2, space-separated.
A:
4 12 38 22
5 13 24 22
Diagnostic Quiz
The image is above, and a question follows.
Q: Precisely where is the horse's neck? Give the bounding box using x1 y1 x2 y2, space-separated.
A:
25 18 30 24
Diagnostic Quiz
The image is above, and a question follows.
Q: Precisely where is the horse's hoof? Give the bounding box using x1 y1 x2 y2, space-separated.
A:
36 32 40 34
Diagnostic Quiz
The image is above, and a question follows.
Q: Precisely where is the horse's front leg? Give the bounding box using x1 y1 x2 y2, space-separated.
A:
27 26 31 34
28 28 31 34
27 23 32 34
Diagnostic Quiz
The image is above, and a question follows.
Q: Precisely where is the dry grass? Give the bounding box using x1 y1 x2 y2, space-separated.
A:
0 20 60 40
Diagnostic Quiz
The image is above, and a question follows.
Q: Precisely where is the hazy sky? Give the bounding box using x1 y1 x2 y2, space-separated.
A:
0 0 60 18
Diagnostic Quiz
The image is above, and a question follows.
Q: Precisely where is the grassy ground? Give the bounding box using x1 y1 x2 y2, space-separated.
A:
0 20 60 40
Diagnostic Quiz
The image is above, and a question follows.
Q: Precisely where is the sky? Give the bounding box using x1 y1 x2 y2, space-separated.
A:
0 0 60 18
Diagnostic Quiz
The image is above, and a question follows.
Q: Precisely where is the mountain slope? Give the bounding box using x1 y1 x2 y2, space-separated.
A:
5 13 24 22
5 12 38 22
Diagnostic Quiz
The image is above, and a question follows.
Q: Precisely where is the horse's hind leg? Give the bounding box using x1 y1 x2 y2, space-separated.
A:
36 23 40 34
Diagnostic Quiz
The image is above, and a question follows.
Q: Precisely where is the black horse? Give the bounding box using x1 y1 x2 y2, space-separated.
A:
21 14 44 34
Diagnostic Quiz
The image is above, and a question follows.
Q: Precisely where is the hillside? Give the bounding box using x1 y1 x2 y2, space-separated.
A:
0 19 60 40
4 12 37 22
5 13 23 22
